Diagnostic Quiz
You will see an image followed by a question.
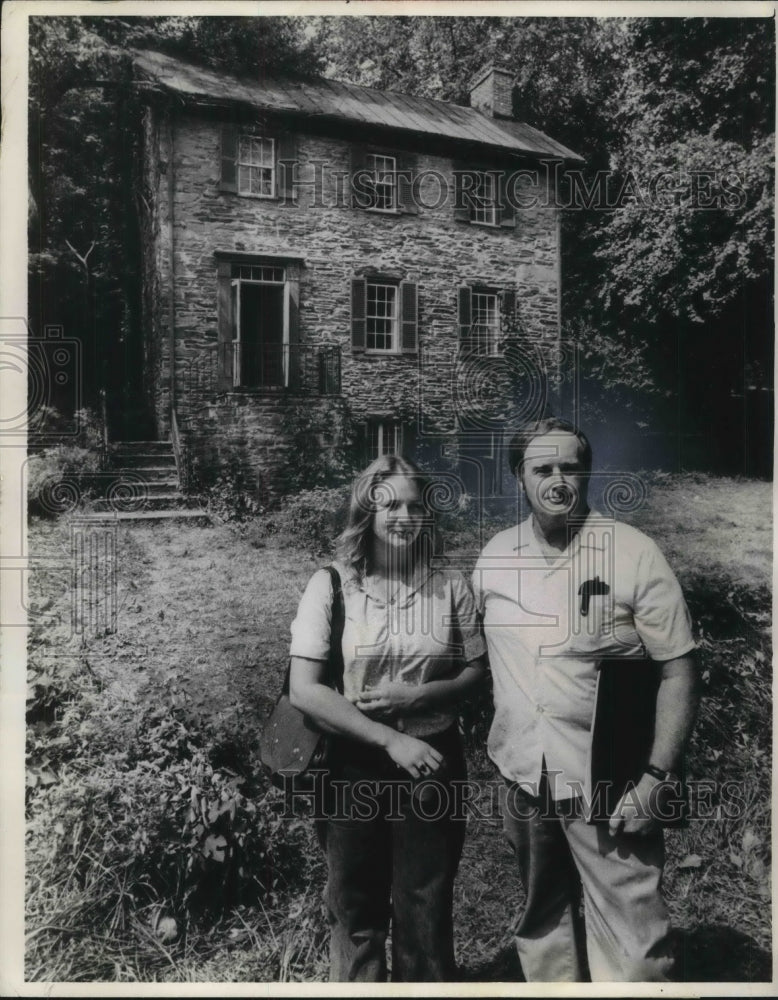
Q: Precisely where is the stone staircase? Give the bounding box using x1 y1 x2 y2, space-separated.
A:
88 441 210 523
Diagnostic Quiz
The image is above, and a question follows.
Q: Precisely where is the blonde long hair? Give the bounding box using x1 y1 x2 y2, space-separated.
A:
335 455 441 579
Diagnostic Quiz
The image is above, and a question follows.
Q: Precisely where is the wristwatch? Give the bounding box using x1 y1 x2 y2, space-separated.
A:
644 762 681 783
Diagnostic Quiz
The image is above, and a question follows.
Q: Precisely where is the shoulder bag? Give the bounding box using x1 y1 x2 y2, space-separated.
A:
259 565 345 788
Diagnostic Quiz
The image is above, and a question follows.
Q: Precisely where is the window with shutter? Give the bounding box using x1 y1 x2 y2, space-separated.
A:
219 125 297 200
459 285 515 356
453 165 515 227
352 277 418 354
351 146 418 215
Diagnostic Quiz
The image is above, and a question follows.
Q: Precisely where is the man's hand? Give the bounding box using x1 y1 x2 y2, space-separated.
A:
608 772 664 836
355 679 423 717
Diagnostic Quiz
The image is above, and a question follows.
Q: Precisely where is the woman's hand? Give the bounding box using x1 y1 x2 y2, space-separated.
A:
355 679 424 717
384 732 443 779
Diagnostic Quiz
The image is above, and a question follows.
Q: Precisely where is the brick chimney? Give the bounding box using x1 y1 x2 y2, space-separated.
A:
469 63 515 119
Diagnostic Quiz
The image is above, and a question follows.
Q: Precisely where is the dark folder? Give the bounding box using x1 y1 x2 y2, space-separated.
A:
587 657 688 826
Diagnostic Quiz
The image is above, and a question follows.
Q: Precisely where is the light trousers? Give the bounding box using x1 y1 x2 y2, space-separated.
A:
502 778 675 982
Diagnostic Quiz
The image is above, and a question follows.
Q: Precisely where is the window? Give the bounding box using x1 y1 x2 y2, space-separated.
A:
215 253 302 393
457 286 516 356
237 136 275 197
453 165 515 228
350 146 418 215
219 125 296 200
351 277 418 354
365 153 397 212
367 420 403 460
471 171 497 225
366 283 399 352
471 291 500 355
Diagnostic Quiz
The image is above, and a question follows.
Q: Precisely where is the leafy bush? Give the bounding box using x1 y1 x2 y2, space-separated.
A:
27 679 314 955
27 407 103 517
200 462 263 524
267 485 351 555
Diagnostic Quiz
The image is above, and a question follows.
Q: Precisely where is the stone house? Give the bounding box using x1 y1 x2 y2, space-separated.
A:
131 50 582 502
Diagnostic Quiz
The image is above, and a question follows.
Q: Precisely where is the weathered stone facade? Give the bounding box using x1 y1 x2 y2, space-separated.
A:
138 81 566 499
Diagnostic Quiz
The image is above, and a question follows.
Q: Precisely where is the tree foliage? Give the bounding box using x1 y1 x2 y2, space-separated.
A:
30 14 774 470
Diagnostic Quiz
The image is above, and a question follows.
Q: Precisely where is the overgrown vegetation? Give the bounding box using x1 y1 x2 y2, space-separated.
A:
24 474 772 982
26 407 104 517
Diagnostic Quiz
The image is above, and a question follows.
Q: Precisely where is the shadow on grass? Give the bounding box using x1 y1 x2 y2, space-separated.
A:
457 943 524 983
675 925 772 983
458 926 771 984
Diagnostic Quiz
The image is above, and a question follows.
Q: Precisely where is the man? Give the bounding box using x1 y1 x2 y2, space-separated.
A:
472 417 698 982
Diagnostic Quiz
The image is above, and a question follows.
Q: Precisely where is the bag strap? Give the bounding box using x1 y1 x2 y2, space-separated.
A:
325 565 345 693
282 564 344 695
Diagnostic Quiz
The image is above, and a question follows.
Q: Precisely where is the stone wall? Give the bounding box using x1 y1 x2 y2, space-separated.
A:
142 105 563 493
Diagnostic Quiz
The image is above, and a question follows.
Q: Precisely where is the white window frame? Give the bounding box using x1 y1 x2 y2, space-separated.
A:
237 135 276 198
365 153 398 212
471 171 498 226
367 420 403 460
230 265 289 387
366 281 399 353
471 291 501 356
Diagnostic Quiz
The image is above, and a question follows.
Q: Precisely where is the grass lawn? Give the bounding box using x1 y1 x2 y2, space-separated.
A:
25 473 772 982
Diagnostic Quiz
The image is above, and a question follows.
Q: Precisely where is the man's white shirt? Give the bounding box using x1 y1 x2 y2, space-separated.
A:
472 512 696 800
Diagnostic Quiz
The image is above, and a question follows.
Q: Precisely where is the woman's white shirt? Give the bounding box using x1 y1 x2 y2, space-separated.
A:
290 562 486 737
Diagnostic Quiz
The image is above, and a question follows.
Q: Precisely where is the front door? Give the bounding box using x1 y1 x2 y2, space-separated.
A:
231 266 287 388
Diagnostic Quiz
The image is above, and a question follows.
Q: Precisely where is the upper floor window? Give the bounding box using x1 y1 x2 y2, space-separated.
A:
350 145 419 216
366 153 397 212
220 125 296 200
471 171 498 226
351 277 418 355
454 166 515 229
237 135 275 197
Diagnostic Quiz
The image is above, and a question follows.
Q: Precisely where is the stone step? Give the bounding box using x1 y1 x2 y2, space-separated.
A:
112 440 174 454
80 509 213 525
111 466 179 483
90 492 198 512
113 453 177 469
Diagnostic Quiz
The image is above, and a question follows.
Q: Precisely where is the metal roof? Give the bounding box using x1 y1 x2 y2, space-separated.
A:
132 49 583 163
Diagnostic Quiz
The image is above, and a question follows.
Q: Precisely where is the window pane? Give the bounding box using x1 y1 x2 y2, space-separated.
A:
471 292 500 355
472 171 497 225
238 134 275 196
366 283 397 351
366 153 396 211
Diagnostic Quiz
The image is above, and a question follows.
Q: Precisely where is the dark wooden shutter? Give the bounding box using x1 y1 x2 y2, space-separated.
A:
499 170 516 228
350 144 370 209
500 289 516 336
220 124 238 193
457 285 472 342
217 263 234 389
287 279 300 388
351 277 367 352
277 132 297 203
399 281 418 353
453 163 471 222
397 153 418 215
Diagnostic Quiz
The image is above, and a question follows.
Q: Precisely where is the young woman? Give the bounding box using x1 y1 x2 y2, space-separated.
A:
289 456 487 982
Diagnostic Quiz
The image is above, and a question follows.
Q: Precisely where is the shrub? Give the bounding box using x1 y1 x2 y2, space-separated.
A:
269 485 351 555
27 407 103 517
200 462 263 524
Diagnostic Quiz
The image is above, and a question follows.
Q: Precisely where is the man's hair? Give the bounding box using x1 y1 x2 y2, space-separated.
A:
507 417 593 477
